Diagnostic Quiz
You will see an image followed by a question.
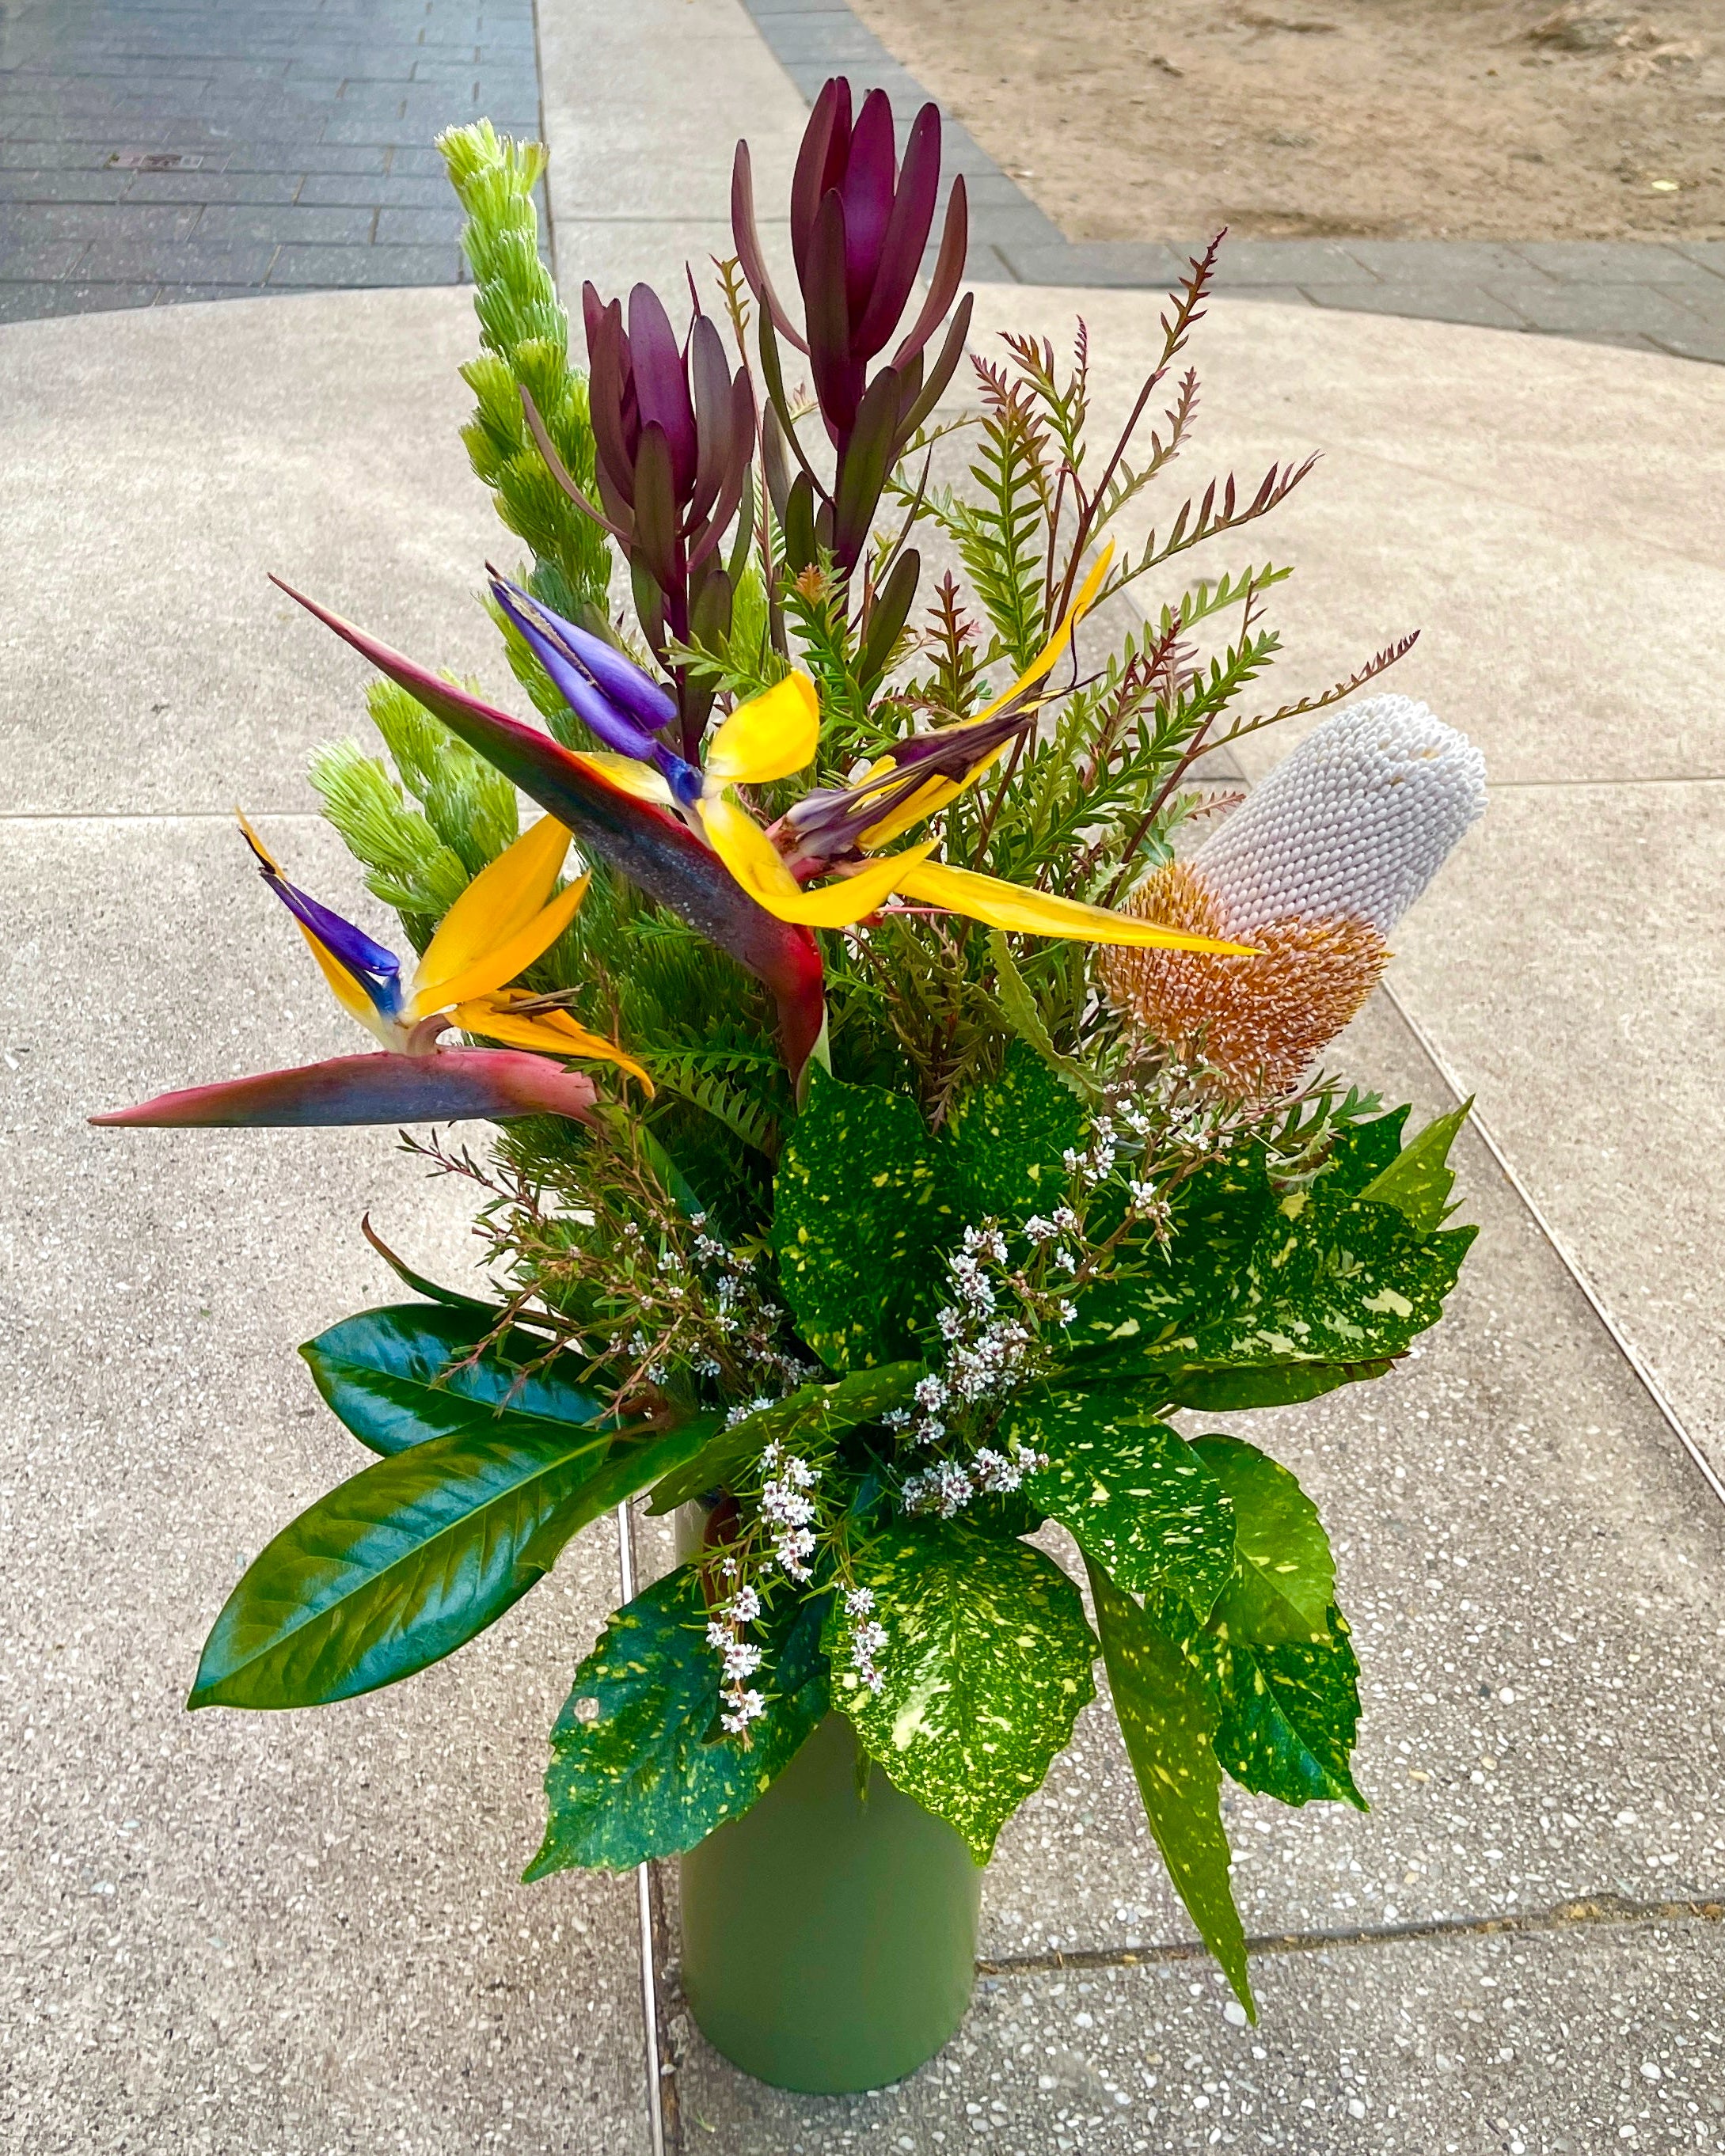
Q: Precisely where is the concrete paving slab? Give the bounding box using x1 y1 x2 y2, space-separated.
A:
0 289 522 818
958 287 1725 788
0 814 652 2154
538 0 808 262
673 1915 1725 2152
1391 784 1725 1482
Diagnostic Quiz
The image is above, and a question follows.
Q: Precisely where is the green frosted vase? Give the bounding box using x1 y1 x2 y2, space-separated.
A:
678 1710 983 2093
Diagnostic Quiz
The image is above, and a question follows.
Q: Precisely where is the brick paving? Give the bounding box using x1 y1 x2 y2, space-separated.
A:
0 0 544 315
742 0 1725 365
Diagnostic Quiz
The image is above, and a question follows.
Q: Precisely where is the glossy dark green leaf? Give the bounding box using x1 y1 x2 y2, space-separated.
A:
1088 1558 1253 2017
1190 1434 1333 1645
1153 1589 1364 1812
943 1042 1087 1228
1359 1101 1472 1231
191 1414 715 1710
526 1570 829 1874
1009 1384 1235 1615
645 1363 920 1514
301 1302 606 1459
773 1069 955 1369
837 1520 1096 1861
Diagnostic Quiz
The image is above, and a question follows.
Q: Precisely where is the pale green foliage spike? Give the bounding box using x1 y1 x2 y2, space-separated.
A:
436 120 610 622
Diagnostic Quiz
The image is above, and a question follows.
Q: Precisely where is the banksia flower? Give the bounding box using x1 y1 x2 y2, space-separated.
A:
1102 697 1487 1096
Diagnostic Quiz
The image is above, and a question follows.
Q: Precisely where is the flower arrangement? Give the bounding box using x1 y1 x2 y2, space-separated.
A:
98 88 1486 2042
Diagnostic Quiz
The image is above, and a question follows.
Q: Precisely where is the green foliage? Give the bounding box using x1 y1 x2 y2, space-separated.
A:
1152 1586 1364 1812
192 1369 724 1709
647 1364 921 1516
301 1303 606 1459
1087 1558 1253 2017
190 1418 611 1710
772 1070 956 1370
1190 1434 1334 1645
1067 1114 1476 1410
437 120 610 621
943 1042 1086 1224
836 1521 1096 1862
526 1569 828 1874
1010 1385 1235 1613
1360 1099 1472 1229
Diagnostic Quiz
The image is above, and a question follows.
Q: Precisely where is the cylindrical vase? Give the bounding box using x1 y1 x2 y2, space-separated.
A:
678 1710 982 2093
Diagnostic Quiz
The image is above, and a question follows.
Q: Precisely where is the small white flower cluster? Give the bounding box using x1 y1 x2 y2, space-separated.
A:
706 1578 766 1735
758 1440 820 1581
900 1440 1048 1519
842 1585 887 1695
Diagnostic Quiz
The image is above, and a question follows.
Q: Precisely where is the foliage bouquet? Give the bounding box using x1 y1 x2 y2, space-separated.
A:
98 85 1487 2086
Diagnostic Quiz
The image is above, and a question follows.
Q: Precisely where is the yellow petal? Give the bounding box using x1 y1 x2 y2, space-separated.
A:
573 751 678 807
704 672 820 786
705 791 932 928
860 773 964 850
294 923 397 1044
454 998 654 1091
414 873 588 1013
235 807 282 874
971 544 1115 727
892 858 1257 951
414 815 572 1001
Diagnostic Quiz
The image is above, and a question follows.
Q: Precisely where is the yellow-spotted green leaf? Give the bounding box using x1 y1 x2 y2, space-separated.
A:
837 1521 1096 1861
525 1570 828 1875
1359 1101 1472 1231
301 1302 604 1458
944 1041 1087 1225
1088 1558 1253 2017
1068 1129 1472 1410
1152 1587 1365 1812
645 1362 921 1514
1190 1434 1333 1645
772 1070 955 1369
1005 1384 1235 1615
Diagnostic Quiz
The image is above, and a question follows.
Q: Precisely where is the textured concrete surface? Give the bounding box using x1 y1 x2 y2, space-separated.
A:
0 287 515 814
738 0 1725 363
0 0 541 315
537 0 804 308
0 817 650 2154
675 1917 1725 2152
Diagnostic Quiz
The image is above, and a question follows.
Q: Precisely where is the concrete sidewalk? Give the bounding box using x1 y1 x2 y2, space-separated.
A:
3 0 1725 2149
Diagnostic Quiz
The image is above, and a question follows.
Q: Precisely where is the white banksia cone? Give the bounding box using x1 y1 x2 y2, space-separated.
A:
1101 696 1488 1097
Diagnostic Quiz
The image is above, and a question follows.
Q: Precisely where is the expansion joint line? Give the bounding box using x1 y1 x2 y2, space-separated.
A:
978 1888 1725 1979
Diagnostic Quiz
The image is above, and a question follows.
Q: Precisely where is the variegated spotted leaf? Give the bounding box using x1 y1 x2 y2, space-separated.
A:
772 1070 956 1370
1088 1558 1253 2017
526 1569 828 1876
1151 1588 1365 1812
942 1042 1086 1228
1007 1384 1236 1616
1190 1433 1334 1645
837 1521 1096 1861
